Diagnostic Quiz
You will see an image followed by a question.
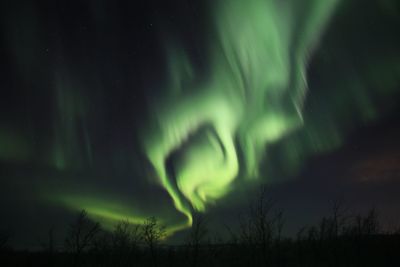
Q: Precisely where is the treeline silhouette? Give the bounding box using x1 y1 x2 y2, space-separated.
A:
1 190 400 267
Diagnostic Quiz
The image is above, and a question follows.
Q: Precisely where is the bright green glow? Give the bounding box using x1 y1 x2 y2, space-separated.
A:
55 194 187 237
142 0 340 227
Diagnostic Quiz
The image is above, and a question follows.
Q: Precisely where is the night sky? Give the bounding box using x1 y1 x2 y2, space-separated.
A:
0 0 399 248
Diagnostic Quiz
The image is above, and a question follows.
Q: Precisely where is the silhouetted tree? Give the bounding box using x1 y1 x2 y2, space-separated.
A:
362 208 380 235
343 208 380 237
40 227 56 267
141 216 166 267
110 219 142 266
275 210 284 243
40 227 55 253
185 214 208 267
112 219 141 252
238 187 282 266
65 210 101 266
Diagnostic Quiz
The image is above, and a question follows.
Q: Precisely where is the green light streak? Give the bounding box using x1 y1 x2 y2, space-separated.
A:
55 195 188 237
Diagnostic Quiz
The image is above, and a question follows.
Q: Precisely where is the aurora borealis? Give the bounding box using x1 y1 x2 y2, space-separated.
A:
142 0 339 229
0 0 400 246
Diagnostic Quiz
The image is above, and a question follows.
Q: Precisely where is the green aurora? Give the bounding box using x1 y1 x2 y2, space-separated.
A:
141 0 340 232
1 0 399 238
